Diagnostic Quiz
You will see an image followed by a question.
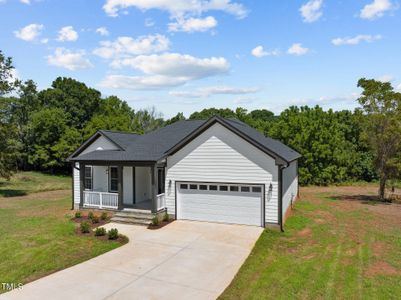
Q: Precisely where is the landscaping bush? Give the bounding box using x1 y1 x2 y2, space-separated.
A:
75 211 81 218
91 215 100 224
88 211 94 220
163 212 169 222
152 216 159 226
101 212 108 220
95 227 106 236
108 228 119 240
80 221 90 233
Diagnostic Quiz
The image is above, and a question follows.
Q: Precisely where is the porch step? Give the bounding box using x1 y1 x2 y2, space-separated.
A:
110 210 155 225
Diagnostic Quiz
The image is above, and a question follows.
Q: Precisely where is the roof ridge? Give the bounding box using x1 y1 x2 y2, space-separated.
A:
100 129 139 135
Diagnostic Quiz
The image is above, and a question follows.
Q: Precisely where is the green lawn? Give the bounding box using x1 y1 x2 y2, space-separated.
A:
0 172 122 291
220 186 401 300
0 171 71 197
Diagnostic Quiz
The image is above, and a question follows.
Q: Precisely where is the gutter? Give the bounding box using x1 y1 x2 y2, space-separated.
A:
278 162 289 232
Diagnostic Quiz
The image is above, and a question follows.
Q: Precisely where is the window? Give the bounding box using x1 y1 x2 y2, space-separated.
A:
209 185 218 191
241 186 250 192
109 167 118 192
84 166 92 190
230 186 239 192
199 185 208 190
190 184 197 190
252 186 262 193
219 185 228 191
180 184 188 189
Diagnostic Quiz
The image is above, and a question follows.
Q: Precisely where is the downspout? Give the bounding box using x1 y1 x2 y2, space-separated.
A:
278 163 289 232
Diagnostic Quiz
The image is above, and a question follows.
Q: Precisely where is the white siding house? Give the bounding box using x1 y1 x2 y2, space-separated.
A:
68 116 301 228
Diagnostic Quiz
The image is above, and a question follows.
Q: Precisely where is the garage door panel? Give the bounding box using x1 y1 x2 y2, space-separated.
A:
177 182 263 227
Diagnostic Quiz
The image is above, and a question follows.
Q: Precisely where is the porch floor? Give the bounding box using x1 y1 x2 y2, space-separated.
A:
124 200 152 211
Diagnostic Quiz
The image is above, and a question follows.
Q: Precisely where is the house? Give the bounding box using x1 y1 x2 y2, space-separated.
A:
67 116 301 228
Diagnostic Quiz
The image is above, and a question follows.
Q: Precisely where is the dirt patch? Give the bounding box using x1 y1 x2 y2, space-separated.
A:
372 241 391 257
365 261 400 277
3 189 70 201
314 218 326 224
297 228 312 237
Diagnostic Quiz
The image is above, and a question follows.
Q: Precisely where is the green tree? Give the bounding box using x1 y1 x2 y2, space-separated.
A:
189 108 237 120
27 108 68 171
165 112 186 125
357 78 401 199
83 96 136 138
0 51 19 178
38 77 101 129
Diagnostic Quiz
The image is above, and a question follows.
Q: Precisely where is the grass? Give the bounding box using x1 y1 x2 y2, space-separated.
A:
0 171 70 197
0 172 122 292
220 185 401 300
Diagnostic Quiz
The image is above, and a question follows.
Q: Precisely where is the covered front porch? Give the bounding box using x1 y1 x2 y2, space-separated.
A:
75 162 166 213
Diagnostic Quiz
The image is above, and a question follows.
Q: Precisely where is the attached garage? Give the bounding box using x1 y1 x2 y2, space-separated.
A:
176 182 264 227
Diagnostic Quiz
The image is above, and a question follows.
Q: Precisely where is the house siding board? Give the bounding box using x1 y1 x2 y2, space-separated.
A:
282 160 298 219
81 136 119 155
73 162 80 204
165 123 279 224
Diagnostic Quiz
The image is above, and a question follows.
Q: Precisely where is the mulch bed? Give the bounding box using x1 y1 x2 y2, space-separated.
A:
72 212 128 244
147 219 174 230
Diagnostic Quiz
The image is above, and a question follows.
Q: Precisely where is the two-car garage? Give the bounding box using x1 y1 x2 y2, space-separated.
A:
176 182 264 227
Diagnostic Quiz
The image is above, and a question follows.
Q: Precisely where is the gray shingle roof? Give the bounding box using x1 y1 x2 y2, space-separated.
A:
70 117 301 163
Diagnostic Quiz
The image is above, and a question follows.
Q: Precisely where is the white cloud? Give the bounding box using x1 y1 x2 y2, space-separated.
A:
100 53 230 90
102 0 248 19
95 27 109 36
251 46 280 58
57 26 78 42
360 0 394 20
93 34 170 59
20 0 30 4
47 48 93 70
168 16 217 32
300 0 323 23
332 34 382 46
376 74 394 82
396 83 401 91
111 53 229 79
169 85 258 98
100 74 187 90
287 43 309 56
14 23 44 42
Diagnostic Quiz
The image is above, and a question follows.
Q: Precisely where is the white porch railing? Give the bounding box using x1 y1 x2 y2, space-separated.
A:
83 191 118 209
156 193 165 211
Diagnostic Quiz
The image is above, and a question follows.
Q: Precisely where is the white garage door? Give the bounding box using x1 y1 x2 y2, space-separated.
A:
177 182 263 227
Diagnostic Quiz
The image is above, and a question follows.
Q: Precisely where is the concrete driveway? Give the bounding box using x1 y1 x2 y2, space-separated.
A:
2 220 262 300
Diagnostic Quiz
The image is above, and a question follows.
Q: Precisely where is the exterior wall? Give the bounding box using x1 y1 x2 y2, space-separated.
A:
81 136 118 155
123 167 134 205
165 123 279 224
73 162 80 205
282 160 298 220
93 166 108 192
135 166 151 203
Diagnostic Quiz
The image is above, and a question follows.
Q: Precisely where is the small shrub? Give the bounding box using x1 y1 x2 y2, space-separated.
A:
163 212 169 222
108 228 119 240
88 211 94 220
95 227 106 236
75 211 82 218
91 215 100 224
101 212 108 220
152 216 159 226
80 221 90 233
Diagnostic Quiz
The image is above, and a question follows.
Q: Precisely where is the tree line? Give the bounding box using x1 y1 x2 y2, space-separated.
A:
1 50 401 198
